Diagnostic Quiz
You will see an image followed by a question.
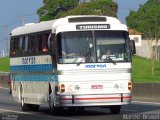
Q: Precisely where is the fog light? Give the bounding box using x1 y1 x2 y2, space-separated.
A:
61 89 65 92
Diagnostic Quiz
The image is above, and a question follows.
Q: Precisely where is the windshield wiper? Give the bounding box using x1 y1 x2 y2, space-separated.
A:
73 51 90 66
106 56 117 65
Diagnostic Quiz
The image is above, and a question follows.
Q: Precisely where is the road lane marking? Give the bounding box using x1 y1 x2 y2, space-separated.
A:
121 109 137 112
132 101 160 105
0 108 80 120
0 87 8 89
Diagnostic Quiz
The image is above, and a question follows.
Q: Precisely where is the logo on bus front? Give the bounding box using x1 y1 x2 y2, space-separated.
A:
76 24 110 30
85 64 106 69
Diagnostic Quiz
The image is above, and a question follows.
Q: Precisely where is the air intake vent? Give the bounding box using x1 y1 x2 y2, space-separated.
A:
68 17 106 23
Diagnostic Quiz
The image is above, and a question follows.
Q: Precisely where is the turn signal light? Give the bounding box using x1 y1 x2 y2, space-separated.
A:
61 84 65 93
128 82 132 91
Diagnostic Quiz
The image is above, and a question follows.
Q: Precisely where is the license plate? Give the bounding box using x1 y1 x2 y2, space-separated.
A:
91 85 103 89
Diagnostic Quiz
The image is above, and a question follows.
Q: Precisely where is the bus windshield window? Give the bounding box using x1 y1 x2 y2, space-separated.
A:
95 31 131 63
58 31 131 64
58 31 94 64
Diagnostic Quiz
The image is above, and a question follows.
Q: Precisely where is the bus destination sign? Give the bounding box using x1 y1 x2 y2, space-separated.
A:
76 24 110 30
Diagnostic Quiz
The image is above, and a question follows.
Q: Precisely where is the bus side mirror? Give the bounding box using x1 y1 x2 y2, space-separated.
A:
130 40 136 55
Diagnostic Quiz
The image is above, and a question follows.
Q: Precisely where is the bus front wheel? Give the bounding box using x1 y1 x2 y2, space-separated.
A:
109 105 121 114
48 93 59 114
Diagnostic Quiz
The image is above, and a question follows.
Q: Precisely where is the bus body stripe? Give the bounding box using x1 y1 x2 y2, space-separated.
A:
13 74 57 82
60 96 132 101
10 64 53 72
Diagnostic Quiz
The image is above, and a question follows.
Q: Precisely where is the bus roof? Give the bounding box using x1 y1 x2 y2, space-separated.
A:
52 15 121 29
11 19 56 36
54 16 127 33
11 15 125 36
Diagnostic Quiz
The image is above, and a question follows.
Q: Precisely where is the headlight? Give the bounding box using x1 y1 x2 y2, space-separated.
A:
67 84 80 92
68 85 74 91
114 84 119 89
120 83 125 89
75 85 80 90
114 83 126 90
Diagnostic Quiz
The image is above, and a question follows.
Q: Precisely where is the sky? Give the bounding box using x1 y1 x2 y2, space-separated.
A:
0 0 147 56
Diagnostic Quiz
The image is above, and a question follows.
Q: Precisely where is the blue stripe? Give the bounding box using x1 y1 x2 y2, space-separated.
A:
11 64 57 82
14 74 58 82
10 64 53 72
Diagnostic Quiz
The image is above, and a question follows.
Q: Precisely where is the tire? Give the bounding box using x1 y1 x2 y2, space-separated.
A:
50 106 61 114
20 86 31 111
21 98 31 111
31 105 39 111
77 107 85 111
110 105 121 114
9 87 12 94
20 86 39 111
49 100 60 114
48 93 58 114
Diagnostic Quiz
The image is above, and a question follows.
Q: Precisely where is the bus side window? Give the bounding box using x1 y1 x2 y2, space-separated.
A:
10 38 16 55
28 35 34 53
34 35 39 53
19 37 23 54
41 33 49 52
21 36 26 54
24 36 29 54
37 34 42 52
11 37 20 55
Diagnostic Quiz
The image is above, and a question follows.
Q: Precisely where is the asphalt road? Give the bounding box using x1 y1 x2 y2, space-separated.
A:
0 87 160 120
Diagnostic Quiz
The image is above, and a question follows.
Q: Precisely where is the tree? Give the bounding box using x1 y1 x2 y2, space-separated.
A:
56 0 117 18
126 0 160 75
37 0 78 21
37 0 118 21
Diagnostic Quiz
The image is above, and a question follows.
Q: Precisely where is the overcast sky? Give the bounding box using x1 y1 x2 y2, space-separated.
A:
0 0 147 56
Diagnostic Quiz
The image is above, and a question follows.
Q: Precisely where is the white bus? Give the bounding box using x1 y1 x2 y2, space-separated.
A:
10 15 135 114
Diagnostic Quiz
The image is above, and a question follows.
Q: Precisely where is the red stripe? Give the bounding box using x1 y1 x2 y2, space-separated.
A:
123 96 132 99
60 96 132 101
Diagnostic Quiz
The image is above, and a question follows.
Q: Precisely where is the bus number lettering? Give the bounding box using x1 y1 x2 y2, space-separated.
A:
22 57 36 65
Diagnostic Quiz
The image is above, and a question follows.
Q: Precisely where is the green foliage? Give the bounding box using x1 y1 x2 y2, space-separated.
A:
37 0 118 21
126 0 160 39
37 0 78 21
126 0 160 76
56 0 117 18
132 56 160 82
0 57 10 72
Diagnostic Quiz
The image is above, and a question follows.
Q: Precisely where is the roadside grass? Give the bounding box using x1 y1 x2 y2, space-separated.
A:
0 57 10 72
132 55 160 82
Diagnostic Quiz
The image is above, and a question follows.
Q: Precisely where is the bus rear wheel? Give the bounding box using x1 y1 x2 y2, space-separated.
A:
31 105 39 111
110 105 121 114
21 98 31 111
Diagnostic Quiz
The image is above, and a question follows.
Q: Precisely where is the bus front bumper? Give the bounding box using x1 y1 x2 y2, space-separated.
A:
56 93 131 107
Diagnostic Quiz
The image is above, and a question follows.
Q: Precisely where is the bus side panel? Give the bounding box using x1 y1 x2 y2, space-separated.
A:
10 55 57 105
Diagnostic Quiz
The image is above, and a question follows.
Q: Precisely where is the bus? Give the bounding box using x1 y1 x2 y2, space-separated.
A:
10 15 135 114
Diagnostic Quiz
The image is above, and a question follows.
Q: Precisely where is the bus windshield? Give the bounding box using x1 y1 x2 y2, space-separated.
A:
57 31 131 64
